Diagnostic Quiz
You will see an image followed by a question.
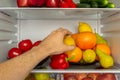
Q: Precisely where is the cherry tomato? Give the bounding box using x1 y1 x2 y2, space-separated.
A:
33 40 42 46
8 47 22 59
18 39 33 52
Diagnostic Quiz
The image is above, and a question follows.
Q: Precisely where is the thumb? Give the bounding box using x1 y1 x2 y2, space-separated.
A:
63 45 75 52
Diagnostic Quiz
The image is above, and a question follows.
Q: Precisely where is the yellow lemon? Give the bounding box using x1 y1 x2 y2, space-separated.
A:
78 22 93 33
83 49 96 63
64 36 75 46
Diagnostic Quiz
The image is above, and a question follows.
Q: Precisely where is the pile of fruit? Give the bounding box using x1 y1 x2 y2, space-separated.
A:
50 22 114 69
63 73 116 80
77 0 115 8
17 0 115 8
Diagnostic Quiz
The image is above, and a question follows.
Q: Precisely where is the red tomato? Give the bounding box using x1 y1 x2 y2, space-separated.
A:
17 0 28 7
33 40 42 46
18 39 33 52
8 47 22 59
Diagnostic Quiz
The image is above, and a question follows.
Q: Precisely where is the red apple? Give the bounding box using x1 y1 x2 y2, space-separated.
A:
88 73 101 80
17 0 28 7
64 75 77 80
63 73 74 77
76 73 87 80
82 77 93 80
46 0 59 7
28 0 37 6
18 39 33 52
37 0 47 7
8 47 22 59
96 73 116 80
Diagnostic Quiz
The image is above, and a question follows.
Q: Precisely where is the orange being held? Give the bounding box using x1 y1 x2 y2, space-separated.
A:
65 47 82 63
71 33 79 41
76 32 96 50
95 44 111 61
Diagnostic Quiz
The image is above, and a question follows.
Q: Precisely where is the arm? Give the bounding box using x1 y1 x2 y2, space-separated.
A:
0 28 74 80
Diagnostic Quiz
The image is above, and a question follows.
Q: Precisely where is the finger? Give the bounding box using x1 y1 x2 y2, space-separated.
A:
51 28 64 34
63 45 75 52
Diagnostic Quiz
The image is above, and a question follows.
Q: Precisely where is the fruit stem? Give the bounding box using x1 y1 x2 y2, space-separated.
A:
65 56 75 61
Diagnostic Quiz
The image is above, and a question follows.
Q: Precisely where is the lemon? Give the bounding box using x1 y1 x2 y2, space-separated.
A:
83 49 96 63
78 22 93 33
64 36 75 46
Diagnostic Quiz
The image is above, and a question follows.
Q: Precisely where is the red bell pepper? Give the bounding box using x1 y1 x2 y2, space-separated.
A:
50 53 69 69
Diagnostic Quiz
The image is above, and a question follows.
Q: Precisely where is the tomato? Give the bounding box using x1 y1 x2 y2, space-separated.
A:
33 40 42 47
8 47 22 59
18 39 33 52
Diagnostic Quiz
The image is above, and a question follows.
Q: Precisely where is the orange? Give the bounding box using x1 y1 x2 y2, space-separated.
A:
65 47 82 63
71 33 79 41
76 32 96 50
95 44 111 60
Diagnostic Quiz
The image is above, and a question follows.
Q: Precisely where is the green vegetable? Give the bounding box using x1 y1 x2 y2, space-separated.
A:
90 2 98 8
77 3 91 8
106 2 115 8
80 0 90 3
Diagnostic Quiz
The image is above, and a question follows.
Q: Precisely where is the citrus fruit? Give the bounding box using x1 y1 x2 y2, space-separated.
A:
71 33 79 41
76 32 96 50
83 49 96 63
65 47 82 63
95 44 111 60
78 22 93 33
64 36 75 46
106 2 115 8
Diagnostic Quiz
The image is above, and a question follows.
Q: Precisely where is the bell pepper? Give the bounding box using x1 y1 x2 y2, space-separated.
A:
50 53 69 69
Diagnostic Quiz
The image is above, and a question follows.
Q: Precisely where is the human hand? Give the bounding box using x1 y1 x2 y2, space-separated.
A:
38 28 75 55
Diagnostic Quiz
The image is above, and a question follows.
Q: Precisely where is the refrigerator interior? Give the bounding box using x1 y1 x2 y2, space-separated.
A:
0 9 120 73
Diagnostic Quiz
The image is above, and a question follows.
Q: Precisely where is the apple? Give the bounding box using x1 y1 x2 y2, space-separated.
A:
18 39 33 52
96 73 116 80
64 75 77 80
82 77 93 80
8 47 22 59
28 0 37 6
34 73 50 80
63 73 77 80
76 73 87 80
37 0 47 7
88 73 101 80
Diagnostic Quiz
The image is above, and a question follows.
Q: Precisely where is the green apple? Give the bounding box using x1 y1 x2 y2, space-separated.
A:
34 73 50 80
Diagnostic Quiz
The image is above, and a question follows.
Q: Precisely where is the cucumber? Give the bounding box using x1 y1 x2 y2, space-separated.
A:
106 2 115 8
90 2 98 8
80 0 90 3
77 3 91 8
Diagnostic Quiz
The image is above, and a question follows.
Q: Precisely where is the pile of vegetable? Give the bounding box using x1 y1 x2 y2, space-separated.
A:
77 0 115 8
